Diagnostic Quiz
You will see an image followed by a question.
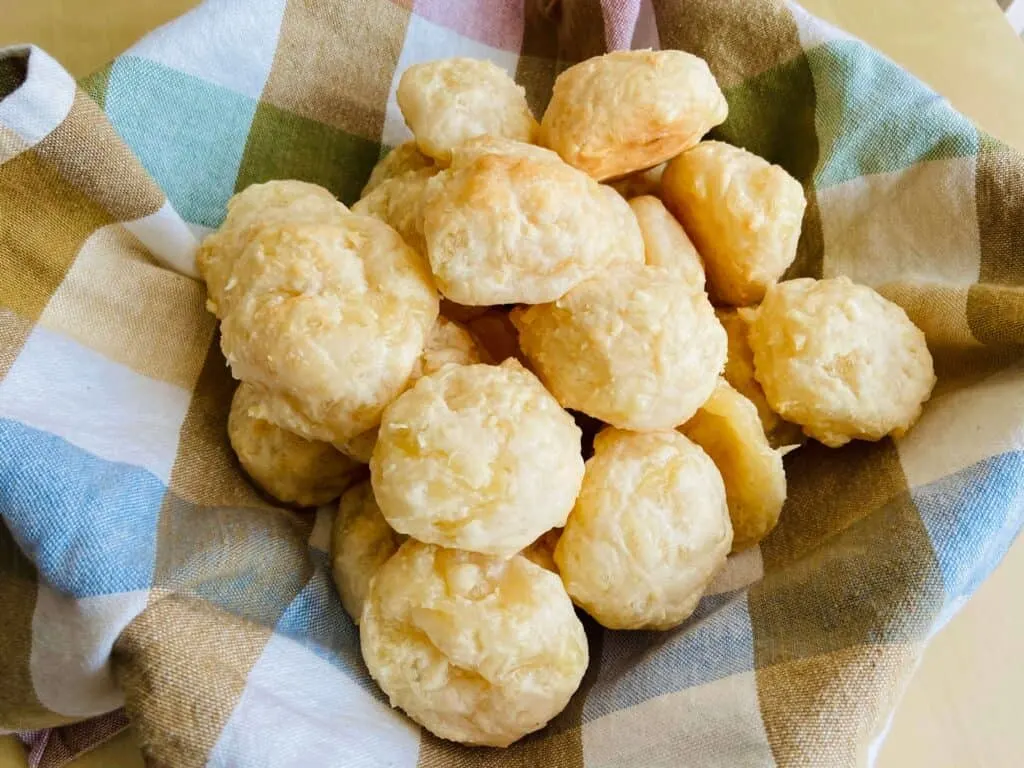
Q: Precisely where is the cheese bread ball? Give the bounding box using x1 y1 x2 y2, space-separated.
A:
521 528 561 573
227 381 364 507
662 141 807 306
361 541 588 747
555 429 732 630
717 308 804 448
681 380 787 552
607 163 665 199
351 167 438 257
513 267 727 430
396 58 539 164
361 141 435 198
331 480 405 623
371 360 584 557
422 137 644 305
749 277 936 447
220 215 439 445
539 50 727 180
629 195 705 290
197 180 347 317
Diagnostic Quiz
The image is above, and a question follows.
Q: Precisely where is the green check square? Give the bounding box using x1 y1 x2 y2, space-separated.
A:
711 54 820 186
807 40 978 188
236 101 380 205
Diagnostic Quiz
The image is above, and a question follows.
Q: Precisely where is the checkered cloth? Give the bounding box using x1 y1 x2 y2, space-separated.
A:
1 0 1022 766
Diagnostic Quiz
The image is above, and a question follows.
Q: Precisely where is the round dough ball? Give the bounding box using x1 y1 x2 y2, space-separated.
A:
197 180 347 317
331 480 405 623
396 58 539 164
662 141 807 307
352 167 439 257
361 540 588 747
539 50 728 180
749 277 936 447
555 428 732 630
513 267 727 430
422 137 645 305
220 214 439 445
228 381 364 507
629 195 705 290
681 380 787 552
336 316 484 463
521 528 561 573
361 141 435 198
371 360 584 557
607 163 665 199
717 308 804 449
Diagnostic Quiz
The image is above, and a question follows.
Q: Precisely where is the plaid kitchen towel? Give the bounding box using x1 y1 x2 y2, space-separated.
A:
1 0 1023 766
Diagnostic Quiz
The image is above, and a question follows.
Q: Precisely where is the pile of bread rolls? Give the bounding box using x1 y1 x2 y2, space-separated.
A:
198 49 936 748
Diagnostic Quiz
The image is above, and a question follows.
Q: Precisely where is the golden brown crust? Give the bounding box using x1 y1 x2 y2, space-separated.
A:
422 137 644 305
520 528 561 573
662 141 807 307
748 277 936 447
539 50 727 180
555 429 732 630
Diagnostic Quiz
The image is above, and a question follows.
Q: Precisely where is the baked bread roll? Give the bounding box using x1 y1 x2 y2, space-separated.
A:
371 360 584 556
397 58 538 164
662 141 806 306
360 541 588 747
555 428 732 630
513 267 726 430
220 214 438 444
539 50 727 180
421 137 644 305
336 316 484 463
748 277 936 447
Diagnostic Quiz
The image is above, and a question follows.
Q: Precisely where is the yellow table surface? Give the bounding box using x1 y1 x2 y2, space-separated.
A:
1 1 1023 765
